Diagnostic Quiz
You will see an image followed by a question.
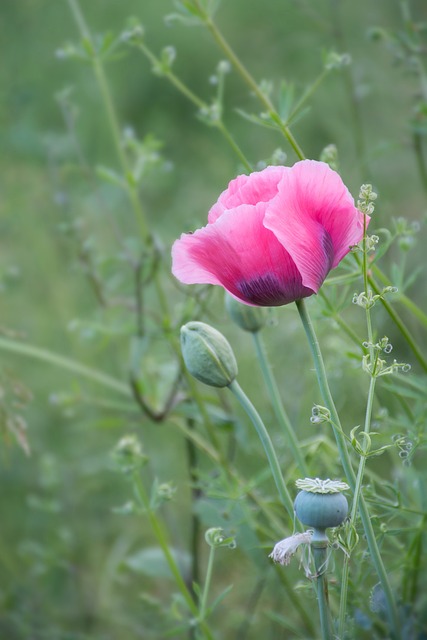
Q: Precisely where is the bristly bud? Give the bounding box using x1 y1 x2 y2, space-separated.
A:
225 293 267 333
310 404 331 424
320 144 339 172
180 321 238 387
112 435 148 473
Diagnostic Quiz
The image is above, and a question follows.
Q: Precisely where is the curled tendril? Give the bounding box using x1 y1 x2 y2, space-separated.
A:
205 527 237 549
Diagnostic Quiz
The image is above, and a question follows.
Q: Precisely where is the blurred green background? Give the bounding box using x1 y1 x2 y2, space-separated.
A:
1 0 426 637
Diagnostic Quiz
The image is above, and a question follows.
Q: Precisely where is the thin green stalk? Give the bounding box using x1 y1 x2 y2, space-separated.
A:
295 298 401 639
199 545 215 621
371 263 427 329
228 380 294 518
252 331 307 474
132 472 214 640
185 420 202 599
67 0 150 241
200 11 305 160
338 373 376 638
313 544 333 640
0 337 130 396
368 273 427 373
338 554 351 638
135 41 253 172
318 289 365 351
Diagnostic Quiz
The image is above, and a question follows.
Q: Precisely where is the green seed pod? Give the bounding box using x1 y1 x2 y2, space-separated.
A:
180 321 238 388
294 490 348 531
225 293 267 333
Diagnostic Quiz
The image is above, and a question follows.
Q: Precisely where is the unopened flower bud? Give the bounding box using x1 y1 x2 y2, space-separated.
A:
180 321 238 387
225 293 266 333
112 435 147 473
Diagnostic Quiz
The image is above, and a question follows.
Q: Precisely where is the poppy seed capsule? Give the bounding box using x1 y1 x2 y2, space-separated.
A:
180 321 238 388
294 490 348 532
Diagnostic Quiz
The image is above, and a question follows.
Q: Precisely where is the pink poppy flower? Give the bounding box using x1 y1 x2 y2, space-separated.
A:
172 160 368 306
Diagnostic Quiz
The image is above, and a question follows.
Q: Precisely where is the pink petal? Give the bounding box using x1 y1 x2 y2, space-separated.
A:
264 160 367 292
172 202 314 306
208 165 287 223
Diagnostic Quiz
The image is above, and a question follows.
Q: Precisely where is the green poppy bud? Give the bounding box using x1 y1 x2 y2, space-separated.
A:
180 321 238 388
225 293 267 333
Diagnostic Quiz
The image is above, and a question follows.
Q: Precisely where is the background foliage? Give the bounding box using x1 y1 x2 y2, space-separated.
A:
1 0 426 638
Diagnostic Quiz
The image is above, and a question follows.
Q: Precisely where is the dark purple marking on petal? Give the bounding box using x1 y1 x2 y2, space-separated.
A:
236 272 313 306
322 230 334 272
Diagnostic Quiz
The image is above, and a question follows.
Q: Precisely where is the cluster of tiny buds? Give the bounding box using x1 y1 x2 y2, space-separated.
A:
362 336 393 354
352 286 398 309
362 354 411 377
310 404 331 424
392 434 414 465
366 234 379 252
357 184 378 215
209 60 231 84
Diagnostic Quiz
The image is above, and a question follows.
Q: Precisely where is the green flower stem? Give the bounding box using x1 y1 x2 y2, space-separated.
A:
295 298 401 639
67 0 150 242
0 337 131 396
339 214 378 635
199 545 216 622
132 471 214 640
313 543 333 640
338 373 377 638
136 42 253 173
199 11 305 161
228 380 294 518
252 331 307 474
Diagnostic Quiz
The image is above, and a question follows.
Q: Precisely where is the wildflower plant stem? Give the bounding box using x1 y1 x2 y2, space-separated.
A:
313 543 333 640
0 337 131 396
132 471 214 640
295 298 401 638
197 8 305 160
228 380 294 518
135 42 253 173
252 331 308 474
339 211 378 635
67 0 150 242
199 545 215 622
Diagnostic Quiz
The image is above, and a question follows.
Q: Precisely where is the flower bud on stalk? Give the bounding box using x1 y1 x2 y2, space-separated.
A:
225 293 267 333
180 321 238 387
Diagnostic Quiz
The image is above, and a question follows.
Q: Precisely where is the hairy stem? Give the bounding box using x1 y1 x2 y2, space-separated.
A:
252 331 307 474
228 380 294 518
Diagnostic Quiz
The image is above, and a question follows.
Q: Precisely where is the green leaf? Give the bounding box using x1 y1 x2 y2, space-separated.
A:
208 584 233 613
278 80 295 121
96 165 126 189
235 109 280 131
125 546 191 578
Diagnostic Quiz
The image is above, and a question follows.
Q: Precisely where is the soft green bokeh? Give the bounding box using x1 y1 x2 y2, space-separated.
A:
1 0 426 637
